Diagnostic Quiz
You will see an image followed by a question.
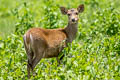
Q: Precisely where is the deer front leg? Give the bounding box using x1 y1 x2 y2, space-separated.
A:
60 54 64 60
56 54 65 66
56 57 60 65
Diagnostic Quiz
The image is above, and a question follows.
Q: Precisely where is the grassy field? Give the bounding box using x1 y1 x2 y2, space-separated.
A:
0 0 120 80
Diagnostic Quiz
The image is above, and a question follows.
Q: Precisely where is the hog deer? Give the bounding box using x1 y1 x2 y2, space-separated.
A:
23 4 84 78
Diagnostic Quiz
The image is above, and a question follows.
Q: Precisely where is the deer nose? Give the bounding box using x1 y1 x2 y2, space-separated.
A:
72 19 75 22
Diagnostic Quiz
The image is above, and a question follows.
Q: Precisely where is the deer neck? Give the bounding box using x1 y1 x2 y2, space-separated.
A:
64 22 78 43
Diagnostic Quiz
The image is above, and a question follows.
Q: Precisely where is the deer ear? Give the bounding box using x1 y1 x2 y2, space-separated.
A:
60 7 68 15
77 4 84 13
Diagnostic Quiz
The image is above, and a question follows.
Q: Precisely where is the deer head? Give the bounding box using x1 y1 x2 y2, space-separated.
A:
60 4 84 24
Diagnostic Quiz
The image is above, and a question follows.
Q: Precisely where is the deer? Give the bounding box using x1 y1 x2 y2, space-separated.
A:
23 4 84 78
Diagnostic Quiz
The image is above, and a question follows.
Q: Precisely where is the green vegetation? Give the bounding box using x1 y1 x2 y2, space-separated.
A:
0 0 120 79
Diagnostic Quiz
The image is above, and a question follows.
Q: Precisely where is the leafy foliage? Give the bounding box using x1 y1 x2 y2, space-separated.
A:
0 0 120 80
13 2 34 35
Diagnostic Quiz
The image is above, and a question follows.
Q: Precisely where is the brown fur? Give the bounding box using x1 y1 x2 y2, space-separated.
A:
25 28 67 58
23 4 84 78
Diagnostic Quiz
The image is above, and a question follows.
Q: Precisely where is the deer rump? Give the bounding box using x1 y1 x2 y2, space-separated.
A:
23 28 67 58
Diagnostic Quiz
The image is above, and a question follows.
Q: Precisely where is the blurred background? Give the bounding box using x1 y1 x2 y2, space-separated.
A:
0 0 120 38
0 0 120 80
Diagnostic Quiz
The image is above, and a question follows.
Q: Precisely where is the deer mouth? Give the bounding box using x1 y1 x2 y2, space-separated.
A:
71 20 78 24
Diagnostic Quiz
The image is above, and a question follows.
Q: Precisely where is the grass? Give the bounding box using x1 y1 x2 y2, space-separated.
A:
0 0 120 80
